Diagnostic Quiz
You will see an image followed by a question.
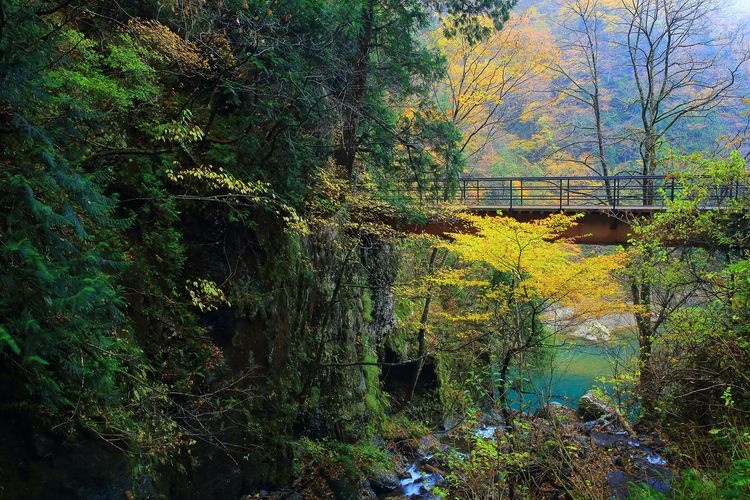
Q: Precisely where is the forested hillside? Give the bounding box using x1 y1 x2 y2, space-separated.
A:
0 1 749 499
432 0 750 178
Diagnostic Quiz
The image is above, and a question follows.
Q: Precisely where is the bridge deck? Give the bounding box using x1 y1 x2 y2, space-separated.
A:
398 175 747 245
470 205 671 212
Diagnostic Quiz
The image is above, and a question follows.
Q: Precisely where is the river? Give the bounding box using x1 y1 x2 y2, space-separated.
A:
507 329 639 412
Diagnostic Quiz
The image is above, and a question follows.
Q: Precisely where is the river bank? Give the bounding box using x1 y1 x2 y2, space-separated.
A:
242 393 672 499
379 396 671 499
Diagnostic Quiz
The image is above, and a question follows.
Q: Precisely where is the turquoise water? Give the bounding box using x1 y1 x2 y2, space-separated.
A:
507 333 638 411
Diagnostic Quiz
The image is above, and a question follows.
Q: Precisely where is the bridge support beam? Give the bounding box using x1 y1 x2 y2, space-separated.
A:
494 210 634 245
413 209 643 245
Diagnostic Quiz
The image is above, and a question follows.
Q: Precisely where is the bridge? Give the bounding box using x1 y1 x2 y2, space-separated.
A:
400 175 747 244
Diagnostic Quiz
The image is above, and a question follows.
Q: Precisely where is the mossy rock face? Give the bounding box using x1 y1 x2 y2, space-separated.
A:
578 391 615 421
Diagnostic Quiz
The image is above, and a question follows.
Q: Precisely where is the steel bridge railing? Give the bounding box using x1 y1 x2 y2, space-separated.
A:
393 175 748 210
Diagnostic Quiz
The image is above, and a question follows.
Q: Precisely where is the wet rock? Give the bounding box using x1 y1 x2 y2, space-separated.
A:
607 467 670 500
440 416 459 432
417 435 441 455
592 431 627 448
578 416 613 433
324 471 361 500
607 470 637 499
368 468 400 494
586 429 673 498
361 480 378 499
578 391 614 420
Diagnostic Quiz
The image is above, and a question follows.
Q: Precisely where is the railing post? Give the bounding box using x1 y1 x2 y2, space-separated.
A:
509 179 513 211
612 178 618 210
567 179 570 206
476 179 479 204
519 179 523 206
559 179 563 210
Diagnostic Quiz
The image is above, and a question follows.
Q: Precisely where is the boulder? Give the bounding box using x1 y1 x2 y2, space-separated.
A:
417 435 441 455
535 402 576 422
324 471 362 500
578 391 635 436
360 481 378 499
578 391 615 421
368 469 400 494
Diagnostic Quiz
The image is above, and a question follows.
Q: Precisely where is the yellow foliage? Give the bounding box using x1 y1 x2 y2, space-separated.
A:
430 9 559 166
437 311 492 323
166 164 301 228
128 19 209 73
442 214 627 319
428 267 486 288
186 279 230 312
167 164 271 197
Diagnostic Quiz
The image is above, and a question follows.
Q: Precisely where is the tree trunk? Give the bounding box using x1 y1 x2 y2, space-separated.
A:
589 44 612 204
593 94 611 203
631 276 656 422
397 247 438 413
498 348 515 424
334 0 374 183
641 132 654 206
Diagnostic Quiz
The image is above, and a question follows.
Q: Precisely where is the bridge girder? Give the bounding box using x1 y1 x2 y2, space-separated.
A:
406 208 649 246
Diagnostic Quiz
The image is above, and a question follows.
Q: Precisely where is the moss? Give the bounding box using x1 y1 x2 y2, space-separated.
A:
362 290 374 323
294 437 393 485
362 347 389 435
382 414 429 441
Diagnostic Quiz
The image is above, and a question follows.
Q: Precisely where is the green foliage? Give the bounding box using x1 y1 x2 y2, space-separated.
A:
0 2 134 416
45 29 160 112
294 437 393 485
0 0 252 483
362 290 374 323
439 0 517 43
625 152 750 427
382 413 430 441
630 460 750 499
0 0 530 493
361 346 389 436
